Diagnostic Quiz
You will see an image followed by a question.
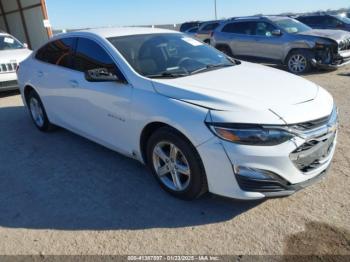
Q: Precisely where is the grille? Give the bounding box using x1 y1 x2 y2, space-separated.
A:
339 38 350 51
0 62 18 73
292 115 330 131
289 107 337 174
0 80 18 88
290 133 335 173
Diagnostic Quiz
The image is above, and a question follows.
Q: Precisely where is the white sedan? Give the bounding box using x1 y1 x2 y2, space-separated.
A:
17 27 338 200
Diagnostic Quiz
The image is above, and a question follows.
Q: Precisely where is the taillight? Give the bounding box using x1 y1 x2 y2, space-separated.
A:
210 31 214 38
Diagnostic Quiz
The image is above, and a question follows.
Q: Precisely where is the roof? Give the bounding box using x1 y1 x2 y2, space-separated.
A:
77 27 179 38
231 15 292 22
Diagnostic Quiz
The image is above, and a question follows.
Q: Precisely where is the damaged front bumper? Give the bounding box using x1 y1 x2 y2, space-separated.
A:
311 50 350 69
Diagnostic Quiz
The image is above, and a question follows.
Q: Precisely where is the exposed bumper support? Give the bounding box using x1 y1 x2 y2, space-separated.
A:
311 50 350 69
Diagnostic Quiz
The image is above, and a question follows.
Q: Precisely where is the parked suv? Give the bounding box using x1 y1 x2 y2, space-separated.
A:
0 32 31 91
212 16 350 74
296 14 350 32
195 20 222 44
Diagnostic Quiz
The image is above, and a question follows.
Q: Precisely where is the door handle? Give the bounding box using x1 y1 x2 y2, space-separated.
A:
69 80 79 88
37 71 44 78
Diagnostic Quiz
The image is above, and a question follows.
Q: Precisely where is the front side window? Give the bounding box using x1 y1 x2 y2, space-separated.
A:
74 38 117 75
35 38 75 69
274 18 312 34
336 15 350 24
108 33 235 78
326 16 344 27
253 22 277 37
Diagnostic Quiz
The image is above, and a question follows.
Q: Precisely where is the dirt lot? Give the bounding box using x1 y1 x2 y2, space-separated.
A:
0 65 349 255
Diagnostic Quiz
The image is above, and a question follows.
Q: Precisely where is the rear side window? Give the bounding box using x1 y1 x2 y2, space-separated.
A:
188 27 198 33
202 22 220 31
303 16 323 25
222 22 255 35
35 38 75 69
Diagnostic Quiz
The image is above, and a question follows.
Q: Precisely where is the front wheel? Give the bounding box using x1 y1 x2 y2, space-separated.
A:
286 51 311 74
146 127 208 200
216 45 234 58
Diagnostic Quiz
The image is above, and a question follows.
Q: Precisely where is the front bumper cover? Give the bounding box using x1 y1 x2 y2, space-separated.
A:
311 50 350 69
235 166 330 198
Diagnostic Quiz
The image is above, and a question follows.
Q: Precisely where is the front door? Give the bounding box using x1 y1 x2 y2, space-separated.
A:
57 37 133 154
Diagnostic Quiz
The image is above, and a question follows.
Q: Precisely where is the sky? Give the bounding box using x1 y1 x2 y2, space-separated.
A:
46 0 350 29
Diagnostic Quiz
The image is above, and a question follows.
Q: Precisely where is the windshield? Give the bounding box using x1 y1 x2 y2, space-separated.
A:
274 18 312 34
335 15 350 24
108 33 235 78
0 36 24 50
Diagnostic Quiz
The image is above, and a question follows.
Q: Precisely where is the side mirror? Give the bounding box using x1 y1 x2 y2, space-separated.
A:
271 29 282 36
23 43 28 48
85 68 119 82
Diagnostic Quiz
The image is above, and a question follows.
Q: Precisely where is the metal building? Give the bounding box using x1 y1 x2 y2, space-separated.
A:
0 0 52 50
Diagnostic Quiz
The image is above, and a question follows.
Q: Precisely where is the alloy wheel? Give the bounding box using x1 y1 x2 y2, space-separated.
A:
29 97 45 127
152 141 191 191
288 54 307 73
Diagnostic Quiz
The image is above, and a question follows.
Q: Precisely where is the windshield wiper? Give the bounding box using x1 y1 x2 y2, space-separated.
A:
146 71 190 79
190 63 234 75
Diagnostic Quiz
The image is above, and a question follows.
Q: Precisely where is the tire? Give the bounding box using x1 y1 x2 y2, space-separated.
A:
216 45 233 57
286 50 311 74
146 127 208 200
204 39 211 45
27 90 54 132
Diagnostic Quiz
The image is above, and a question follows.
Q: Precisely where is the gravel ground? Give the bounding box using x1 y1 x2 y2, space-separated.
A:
0 65 349 255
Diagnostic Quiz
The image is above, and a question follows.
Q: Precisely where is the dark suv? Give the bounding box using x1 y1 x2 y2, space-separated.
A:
180 21 202 32
296 14 350 32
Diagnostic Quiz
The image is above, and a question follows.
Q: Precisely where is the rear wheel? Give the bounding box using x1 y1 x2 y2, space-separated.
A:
146 127 208 200
286 51 311 74
27 90 54 132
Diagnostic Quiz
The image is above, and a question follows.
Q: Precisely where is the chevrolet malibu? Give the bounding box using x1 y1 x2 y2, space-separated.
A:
17 28 338 200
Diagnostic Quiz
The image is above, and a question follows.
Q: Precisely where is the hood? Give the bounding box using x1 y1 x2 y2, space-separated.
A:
299 29 350 43
0 48 32 64
152 62 333 124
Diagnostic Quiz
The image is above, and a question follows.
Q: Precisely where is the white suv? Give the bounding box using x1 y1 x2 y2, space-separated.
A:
0 32 31 91
17 28 338 200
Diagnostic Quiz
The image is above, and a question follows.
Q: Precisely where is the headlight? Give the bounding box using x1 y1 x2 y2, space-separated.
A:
206 123 294 146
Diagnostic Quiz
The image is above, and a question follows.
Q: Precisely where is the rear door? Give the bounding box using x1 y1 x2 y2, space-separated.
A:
33 37 77 123
221 21 257 56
